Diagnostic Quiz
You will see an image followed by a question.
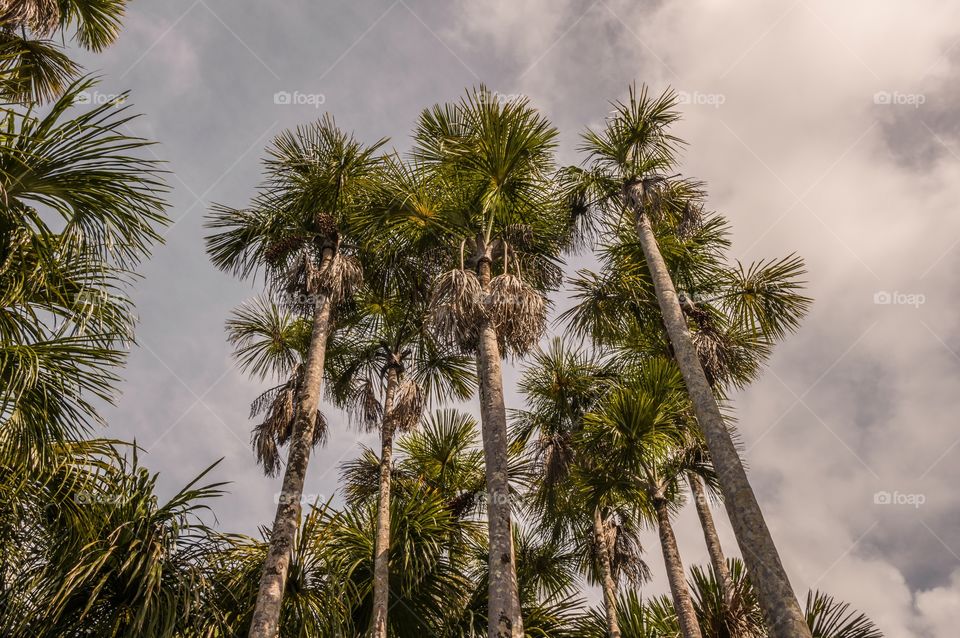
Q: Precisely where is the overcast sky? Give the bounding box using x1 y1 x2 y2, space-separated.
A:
69 1 960 634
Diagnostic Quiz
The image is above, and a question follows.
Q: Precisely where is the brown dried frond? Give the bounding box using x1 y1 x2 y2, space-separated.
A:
427 268 486 352
350 378 382 432
1 0 61 36
251 422 282 476
386 379 424 433
537 432 573 487
486 273 546 356
313 410 328 446
608 518 651 586
309 252 363 303
677 200 704 239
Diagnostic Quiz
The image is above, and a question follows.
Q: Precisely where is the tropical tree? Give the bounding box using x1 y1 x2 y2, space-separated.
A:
1 0 128 103
362 88 573 638
577 558 882 638
579 361 705 638
2 445 224 638
570 84 812 638
513 339 650 638
323 254 476 637
205 116 387 638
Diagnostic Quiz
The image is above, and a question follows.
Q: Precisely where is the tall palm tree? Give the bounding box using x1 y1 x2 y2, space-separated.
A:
513 339 650 638
363 89 573 638
323 257 476 637
205 116 386 638
579 362 704 638
572 85 812 638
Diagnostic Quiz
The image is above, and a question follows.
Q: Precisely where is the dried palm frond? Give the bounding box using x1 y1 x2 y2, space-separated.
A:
350 378 382 432
486 273 546 356
427 268 486 351
386 379 424 433
676 200 704 239
252 421 282 476
608 517 651 586
1 0 61 36
313 410 328 446
536 432 574 488
309 252 362 303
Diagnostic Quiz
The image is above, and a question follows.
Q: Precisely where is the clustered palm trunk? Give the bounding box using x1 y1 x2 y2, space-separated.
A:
475 256 525 638
688 472 735 606
653 496 703 638
592 508 622 638
370 363 398 638
628 183 811 638
248 251 336 638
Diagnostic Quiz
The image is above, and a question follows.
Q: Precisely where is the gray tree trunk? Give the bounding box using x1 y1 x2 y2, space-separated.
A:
477 258 524 638
628 182 811 638
593 508 622 638
688 472 734 605
654 499 703 638
370 367 400 638
248 252 335 638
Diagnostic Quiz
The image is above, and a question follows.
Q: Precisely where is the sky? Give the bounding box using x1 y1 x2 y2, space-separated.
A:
65 1 960 634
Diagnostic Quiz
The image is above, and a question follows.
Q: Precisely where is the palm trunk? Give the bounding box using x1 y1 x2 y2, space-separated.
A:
688 473 734 606
248 251 334 638
476 258 524 638
593 508 621 638
629 183 811 638
654 499 702 638
370 367 400 638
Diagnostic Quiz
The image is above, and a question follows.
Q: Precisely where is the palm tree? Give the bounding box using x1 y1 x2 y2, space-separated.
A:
513 339 650 638
572 85 812 638
2 445 224 637
205 116 386 638
1 78 167 463
363 88 572 638
579 362 704 638
1 0 127 102
323 257 476 637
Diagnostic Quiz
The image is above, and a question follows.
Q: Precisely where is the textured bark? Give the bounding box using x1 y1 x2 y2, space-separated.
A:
370 367 400 638
248 252 334 638
688 473 734 605
629 183 811 638
593 508 621 638
654 499 703 638
476 258 524 638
